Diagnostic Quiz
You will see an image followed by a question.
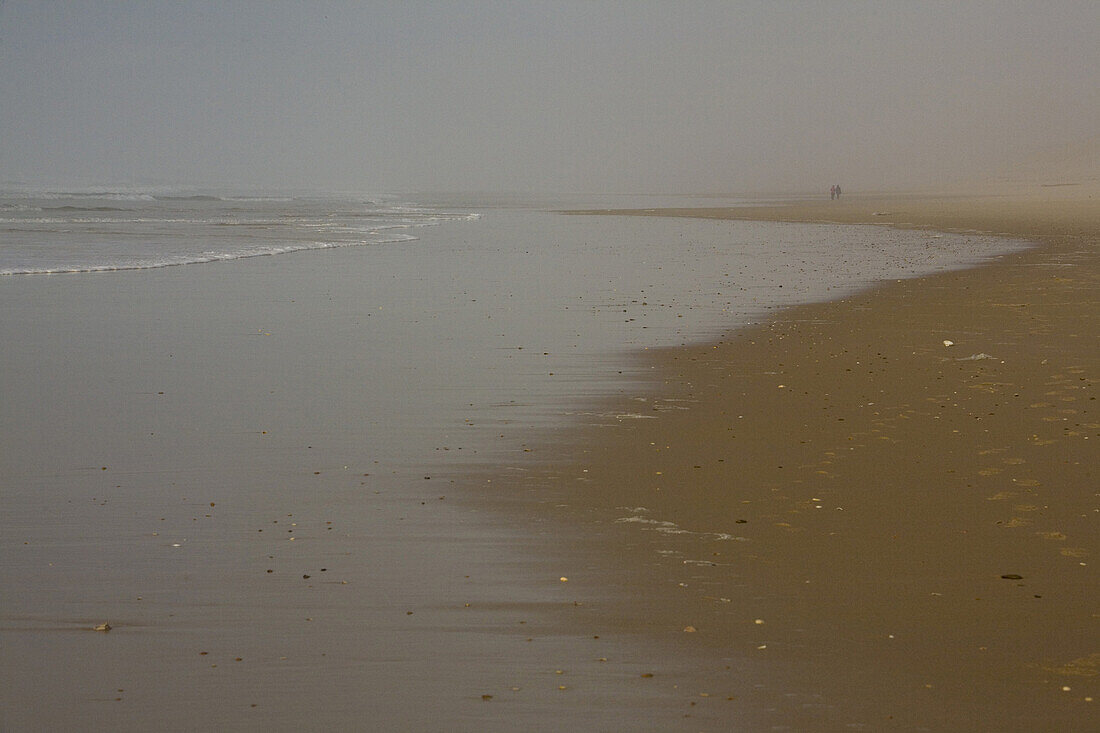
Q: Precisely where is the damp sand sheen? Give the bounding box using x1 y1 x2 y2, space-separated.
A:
1 187 1096 730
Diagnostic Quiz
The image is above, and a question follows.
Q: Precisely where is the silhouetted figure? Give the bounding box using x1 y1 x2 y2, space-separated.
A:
834 184 842 199
830 185 836 200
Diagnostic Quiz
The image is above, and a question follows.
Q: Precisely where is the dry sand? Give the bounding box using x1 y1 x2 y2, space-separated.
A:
505 187 1098 729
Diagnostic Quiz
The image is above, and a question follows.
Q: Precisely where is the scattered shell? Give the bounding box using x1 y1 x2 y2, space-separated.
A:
93 622 111 632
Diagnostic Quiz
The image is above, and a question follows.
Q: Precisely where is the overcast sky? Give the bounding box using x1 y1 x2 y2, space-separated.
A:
1 1 1096 193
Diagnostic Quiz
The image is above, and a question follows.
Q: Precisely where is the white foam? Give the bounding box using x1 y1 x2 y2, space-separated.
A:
0 193 479 275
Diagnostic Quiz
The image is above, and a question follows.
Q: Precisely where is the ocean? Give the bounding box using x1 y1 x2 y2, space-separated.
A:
0 189 478 275
0 188 1026 730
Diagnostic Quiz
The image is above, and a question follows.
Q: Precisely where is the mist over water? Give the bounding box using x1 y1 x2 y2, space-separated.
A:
1 2 1096 194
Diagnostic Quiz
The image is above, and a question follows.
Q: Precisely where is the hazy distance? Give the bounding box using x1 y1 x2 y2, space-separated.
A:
2 1 1096 194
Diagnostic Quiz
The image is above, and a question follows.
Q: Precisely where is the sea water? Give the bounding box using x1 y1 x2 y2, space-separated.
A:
0 188 478 275
0 189 1028 730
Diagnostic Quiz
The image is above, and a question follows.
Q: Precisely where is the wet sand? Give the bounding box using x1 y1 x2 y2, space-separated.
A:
505 188 1099 729
1 188 1094 731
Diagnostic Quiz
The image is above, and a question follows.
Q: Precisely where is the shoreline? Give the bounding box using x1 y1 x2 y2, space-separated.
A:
1 187 1093 730
496 188 1098 729
563 185 1099 238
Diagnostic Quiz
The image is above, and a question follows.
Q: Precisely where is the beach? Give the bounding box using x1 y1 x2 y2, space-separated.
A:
4 2 1098 730
1 186 1095 731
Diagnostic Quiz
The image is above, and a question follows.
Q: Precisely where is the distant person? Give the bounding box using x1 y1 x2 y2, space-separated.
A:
830 185 836 200
835 184 842 199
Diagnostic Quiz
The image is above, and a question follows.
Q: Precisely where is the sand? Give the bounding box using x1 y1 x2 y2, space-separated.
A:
2 186 1095 731
501 187 1098 729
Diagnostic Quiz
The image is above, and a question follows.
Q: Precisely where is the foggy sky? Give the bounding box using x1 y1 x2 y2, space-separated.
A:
1 1 1097 194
